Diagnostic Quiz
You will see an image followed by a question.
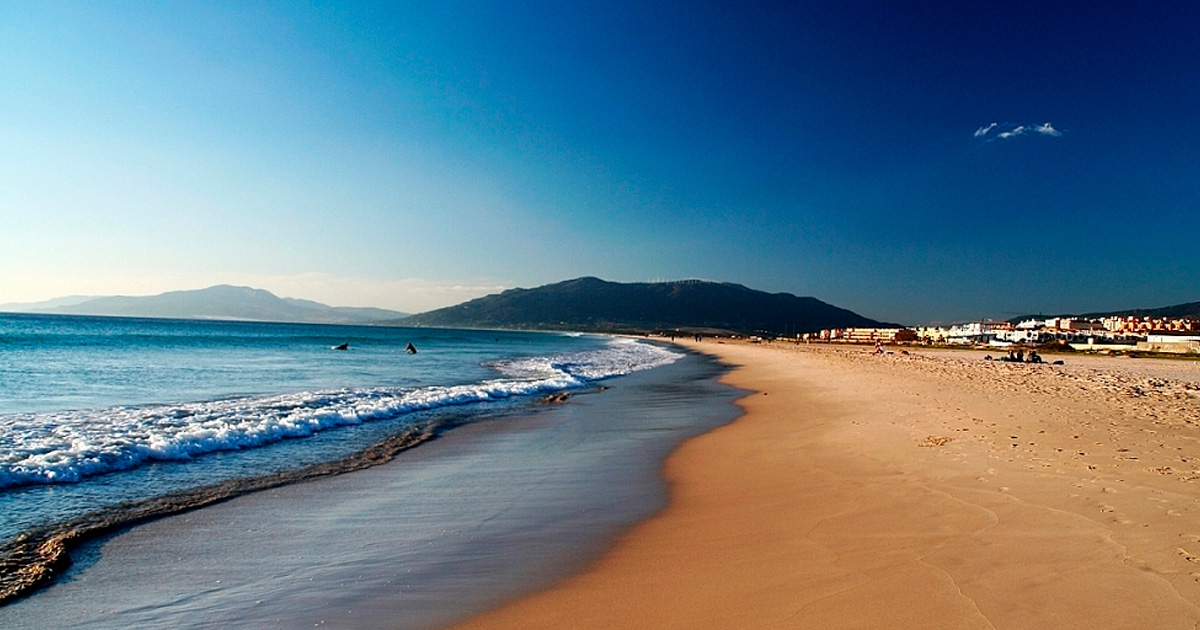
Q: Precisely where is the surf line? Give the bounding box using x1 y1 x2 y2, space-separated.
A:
0 421 442 606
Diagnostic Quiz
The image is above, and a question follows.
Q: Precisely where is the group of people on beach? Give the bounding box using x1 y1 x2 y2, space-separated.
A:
985 348 1043 363
869 341 1049 365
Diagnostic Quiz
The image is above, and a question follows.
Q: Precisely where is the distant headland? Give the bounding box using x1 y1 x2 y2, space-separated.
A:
0 278 890 336
5 279 1195 343
0 285 408 325
394 277 893 335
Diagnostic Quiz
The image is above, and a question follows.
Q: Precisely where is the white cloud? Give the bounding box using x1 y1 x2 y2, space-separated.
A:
996 125 1027 139
1035 122 1062 136
975 122 1063 141
974 122 998 137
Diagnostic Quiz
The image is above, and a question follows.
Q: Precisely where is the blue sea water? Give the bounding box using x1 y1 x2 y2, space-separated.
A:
0 313 681 543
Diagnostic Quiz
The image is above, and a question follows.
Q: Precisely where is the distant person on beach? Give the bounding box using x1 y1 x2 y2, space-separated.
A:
405 343 417 354
873 341 884 355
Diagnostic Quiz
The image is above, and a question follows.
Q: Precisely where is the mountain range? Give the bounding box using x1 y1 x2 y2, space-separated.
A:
1 279 889 334
397 277 891 334
0 285 408 325
10 279 1190 333
1083 301 1200 320
1008 300 1200 324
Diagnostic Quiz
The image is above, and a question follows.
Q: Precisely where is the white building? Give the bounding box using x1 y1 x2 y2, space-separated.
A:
946 321 1010 344
1147 332 1200 344
1139 332 1200 354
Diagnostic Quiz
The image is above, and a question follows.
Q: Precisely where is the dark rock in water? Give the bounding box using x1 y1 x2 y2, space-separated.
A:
332 343 349 351
540 392 571 404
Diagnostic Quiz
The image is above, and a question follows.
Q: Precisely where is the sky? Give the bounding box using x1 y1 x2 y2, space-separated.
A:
2 1 1198 324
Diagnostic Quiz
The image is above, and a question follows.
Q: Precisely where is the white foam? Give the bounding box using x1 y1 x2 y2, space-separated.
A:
494 336 681 381
0 338 681 489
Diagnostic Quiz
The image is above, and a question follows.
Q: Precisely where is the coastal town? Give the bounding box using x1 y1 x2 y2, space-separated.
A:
813 314 1200 354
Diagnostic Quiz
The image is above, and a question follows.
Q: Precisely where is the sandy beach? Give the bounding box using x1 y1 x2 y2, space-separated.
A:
453 341 1200 629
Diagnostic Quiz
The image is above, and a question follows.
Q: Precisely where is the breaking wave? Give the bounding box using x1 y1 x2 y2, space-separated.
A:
0 338 680 489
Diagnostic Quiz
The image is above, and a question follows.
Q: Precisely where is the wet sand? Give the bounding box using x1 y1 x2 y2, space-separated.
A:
0 424 437 606
452 342 1200 629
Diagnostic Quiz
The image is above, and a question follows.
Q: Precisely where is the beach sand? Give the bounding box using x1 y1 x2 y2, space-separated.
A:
452 341 1200 629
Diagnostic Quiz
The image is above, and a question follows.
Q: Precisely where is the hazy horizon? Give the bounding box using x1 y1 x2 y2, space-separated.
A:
5 278 1197 329
3 2 1198 323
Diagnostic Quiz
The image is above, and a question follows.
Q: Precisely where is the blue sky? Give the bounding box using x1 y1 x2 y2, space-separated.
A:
2 1 1197 324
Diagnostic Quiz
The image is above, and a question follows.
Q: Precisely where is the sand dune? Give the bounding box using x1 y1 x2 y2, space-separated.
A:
452 342 1200 629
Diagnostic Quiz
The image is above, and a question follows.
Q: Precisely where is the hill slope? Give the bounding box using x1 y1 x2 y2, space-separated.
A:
1084 300 1200 320
400 277 890 334
8 285 408 325
1008 299 1200 324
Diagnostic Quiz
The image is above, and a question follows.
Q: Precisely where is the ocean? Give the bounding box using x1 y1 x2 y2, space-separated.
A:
0 313 740 628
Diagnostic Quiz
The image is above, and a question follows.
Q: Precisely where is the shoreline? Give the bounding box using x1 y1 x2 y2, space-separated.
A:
0 349 740 629
451 340 1200 628
0 332 685 609
0 421 440 606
